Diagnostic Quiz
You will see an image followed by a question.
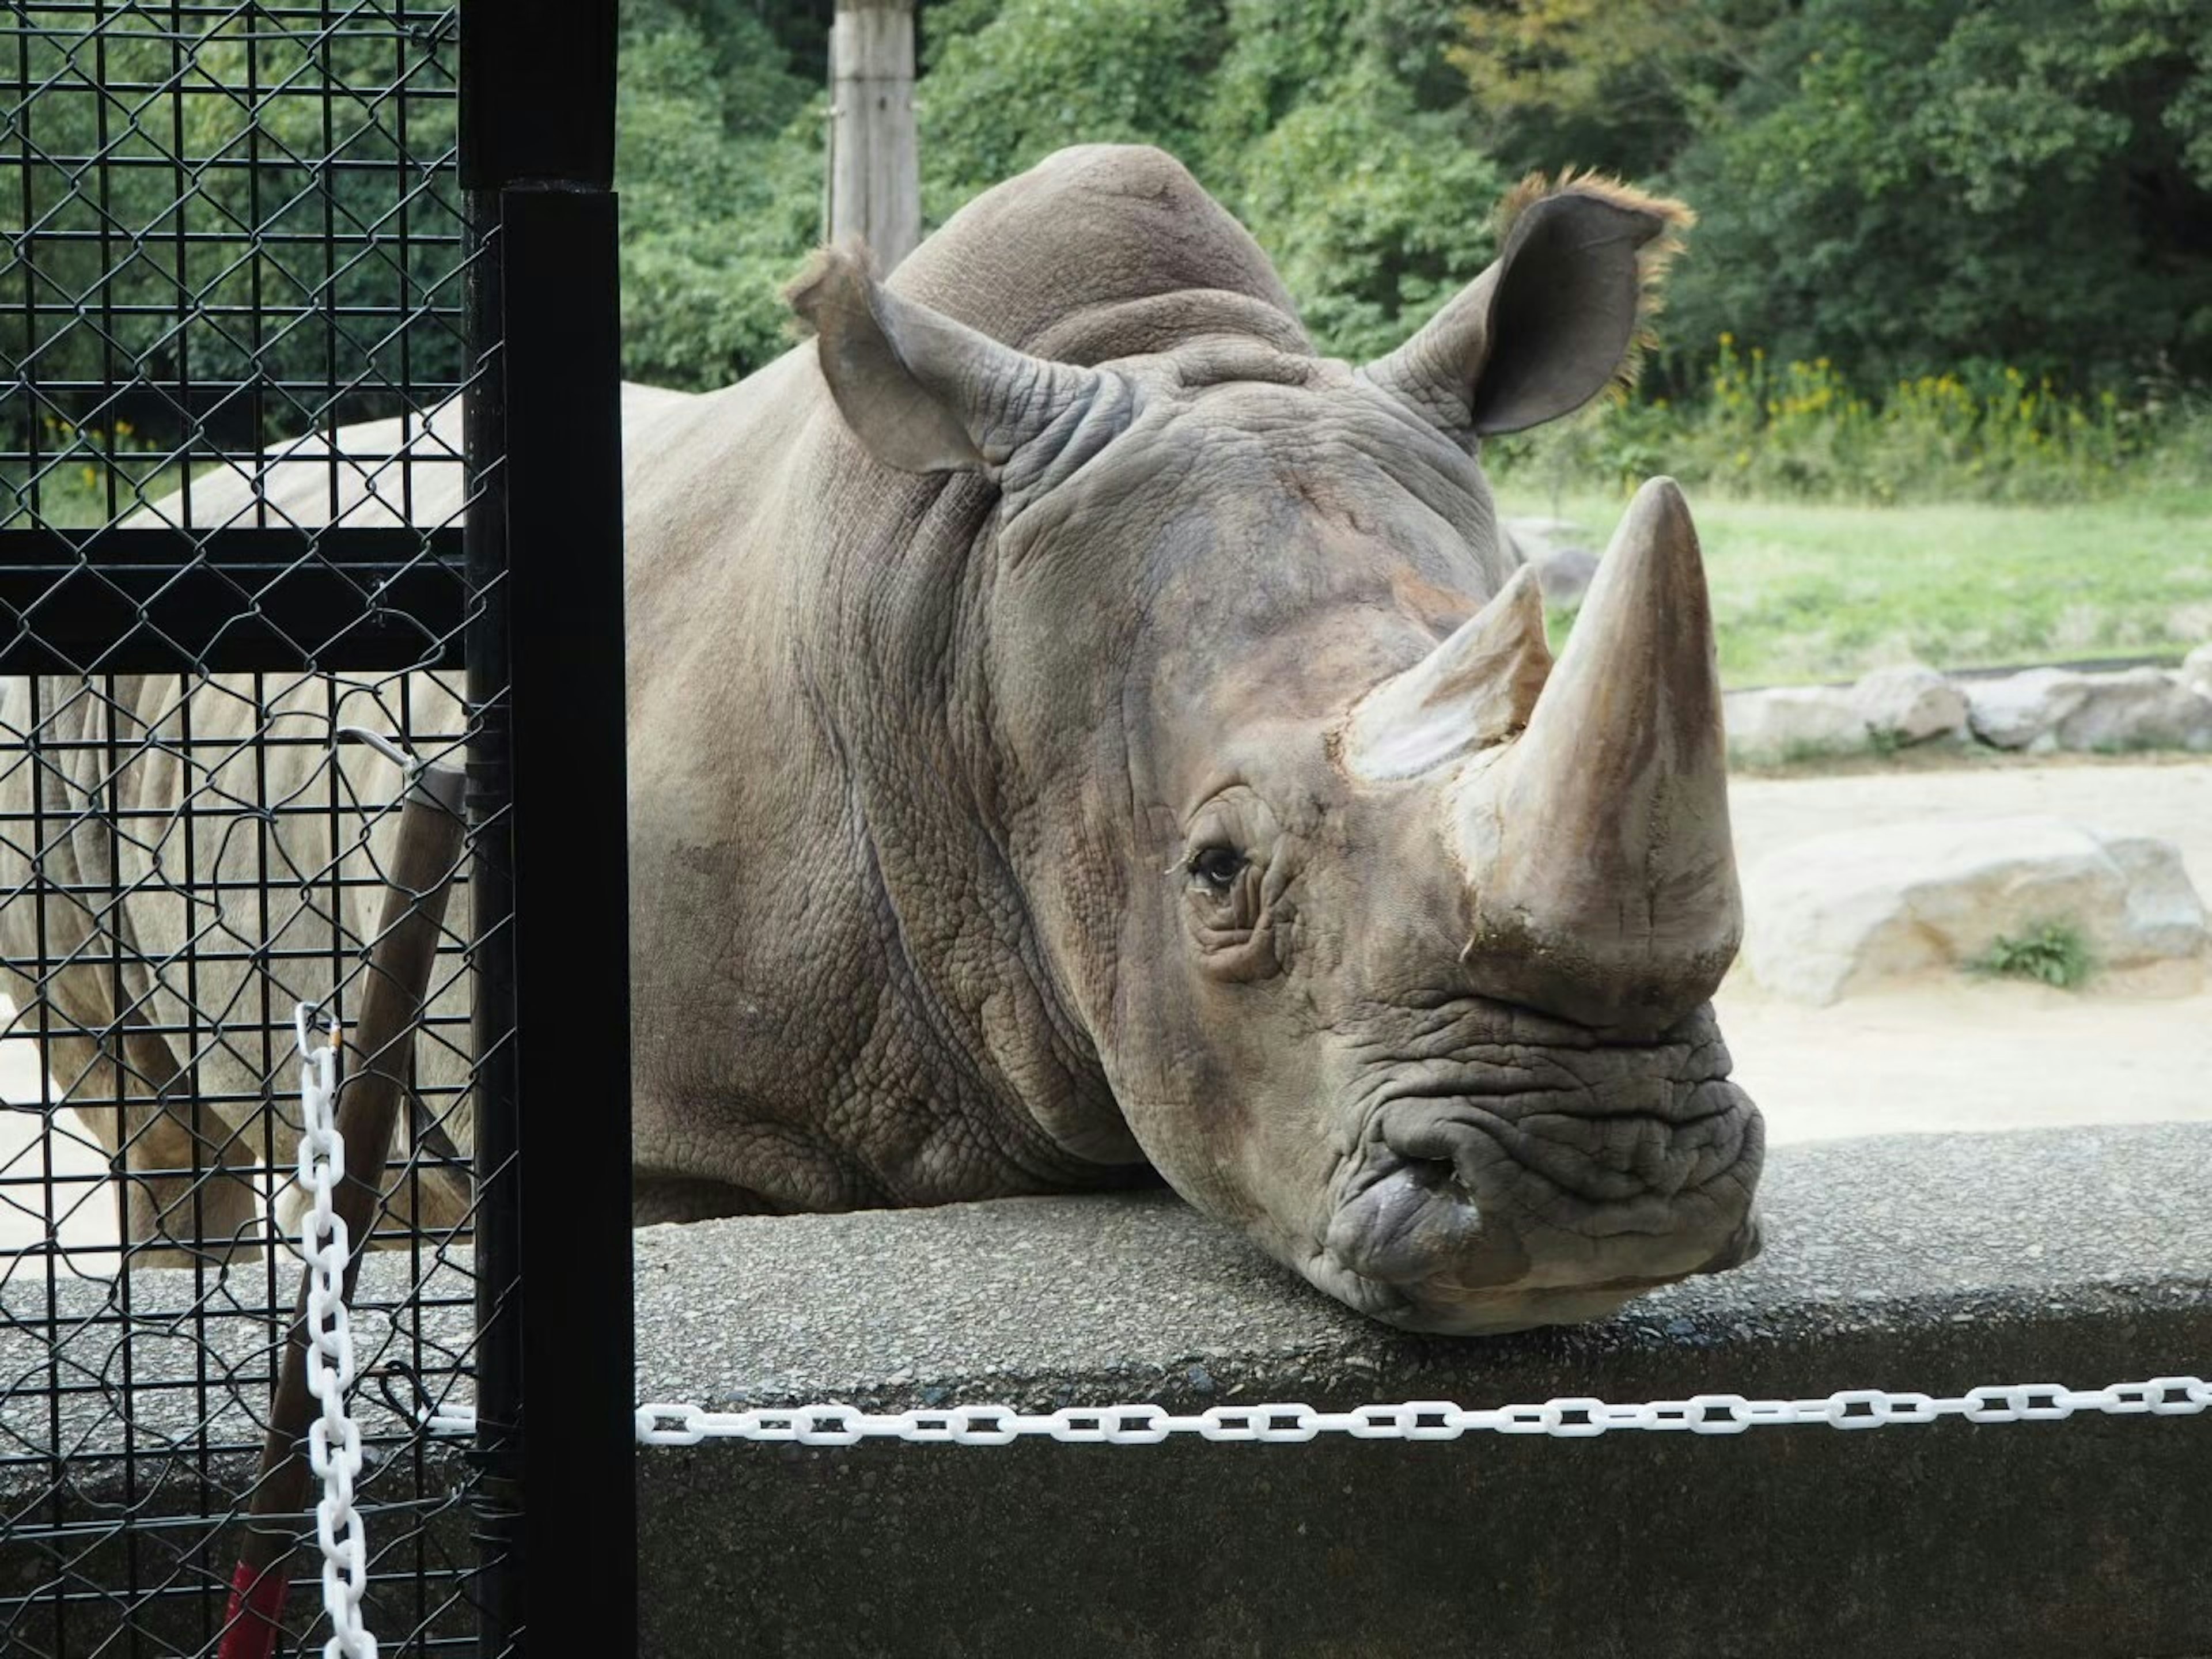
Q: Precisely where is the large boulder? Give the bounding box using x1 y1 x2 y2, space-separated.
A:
1849 664 1968 747
1724 686 1869 766
2180 642 2212 700
1743 815 2209 1005
1967 666 2212 752
1964 668 2088 750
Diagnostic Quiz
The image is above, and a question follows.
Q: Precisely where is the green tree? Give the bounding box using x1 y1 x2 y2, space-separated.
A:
1454 0 2212 390
916 0 1226 220
914 0 1509 360
615 0 825 388
1210 0 1509 362
1664 0 2212 388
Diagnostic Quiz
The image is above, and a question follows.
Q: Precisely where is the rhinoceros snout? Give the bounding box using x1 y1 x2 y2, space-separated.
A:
1316 1090 1763 1335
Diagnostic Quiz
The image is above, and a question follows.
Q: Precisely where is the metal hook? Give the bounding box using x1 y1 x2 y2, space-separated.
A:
336 725 467 816
336 725 418 771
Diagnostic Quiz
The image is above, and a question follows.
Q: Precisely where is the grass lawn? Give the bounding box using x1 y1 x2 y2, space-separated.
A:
1495 483 2212 688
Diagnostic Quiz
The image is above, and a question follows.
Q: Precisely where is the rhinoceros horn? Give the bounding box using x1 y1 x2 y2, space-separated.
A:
1450 478 1740 1033
1342 564 1551 782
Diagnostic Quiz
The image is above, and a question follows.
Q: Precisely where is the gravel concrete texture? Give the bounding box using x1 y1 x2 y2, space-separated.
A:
0 1248 477 1655
634 1123 2212 1659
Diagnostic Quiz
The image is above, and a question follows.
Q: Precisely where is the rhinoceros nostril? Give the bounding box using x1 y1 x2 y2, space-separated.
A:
1326 1157 1487 1287
1401 1152 1463 1191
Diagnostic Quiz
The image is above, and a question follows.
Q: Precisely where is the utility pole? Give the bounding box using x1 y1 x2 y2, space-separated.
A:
828 0 921 271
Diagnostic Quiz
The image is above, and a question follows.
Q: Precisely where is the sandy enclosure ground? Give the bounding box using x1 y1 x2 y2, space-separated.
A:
1719 755 2212 1143
3 757 2207 1260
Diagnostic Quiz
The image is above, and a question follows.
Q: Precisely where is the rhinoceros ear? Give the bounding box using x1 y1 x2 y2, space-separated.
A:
786 242 1120 481
1361 176 1690 441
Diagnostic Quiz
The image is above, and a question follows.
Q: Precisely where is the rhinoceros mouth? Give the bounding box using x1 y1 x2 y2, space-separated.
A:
1310 1016 1764 1334
1309 1209 1763 1336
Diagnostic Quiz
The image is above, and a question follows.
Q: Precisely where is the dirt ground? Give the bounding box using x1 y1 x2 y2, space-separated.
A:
1719 753 2212 1143
5 753 2207 1259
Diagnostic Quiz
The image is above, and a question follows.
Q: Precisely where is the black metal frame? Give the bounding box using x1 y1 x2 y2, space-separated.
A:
460 2 632 1654
0 1 632 1652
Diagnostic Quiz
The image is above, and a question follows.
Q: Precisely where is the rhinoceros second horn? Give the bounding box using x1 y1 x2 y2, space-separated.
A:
1342 564 1552 782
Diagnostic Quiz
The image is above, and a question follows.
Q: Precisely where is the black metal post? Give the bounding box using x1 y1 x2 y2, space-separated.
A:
460 3 631 1655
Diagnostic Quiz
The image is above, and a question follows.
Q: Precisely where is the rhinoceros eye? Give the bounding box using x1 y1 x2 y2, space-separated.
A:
1190 845 1245 893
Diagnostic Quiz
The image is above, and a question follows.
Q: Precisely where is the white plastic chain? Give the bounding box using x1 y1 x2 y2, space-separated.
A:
294 1003 378 1659
628 1375 2210 1445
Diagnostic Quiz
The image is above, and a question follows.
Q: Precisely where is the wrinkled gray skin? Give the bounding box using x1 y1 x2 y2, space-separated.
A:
2 146 1763 1332
628 145 1763 1331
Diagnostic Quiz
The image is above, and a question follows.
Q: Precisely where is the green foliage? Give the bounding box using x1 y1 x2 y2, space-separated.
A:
21 0 2211 478
607 0 2212 429
1224 66 1507 361
918 0 1225 214
614 0 825 388
1494 339 2212 505
1449 0 1770 179
1970 923 2095 990
1448 0 2212 393
1649 0 2212 392
2 13 462 400
912 0 1503 361
3 6 466 516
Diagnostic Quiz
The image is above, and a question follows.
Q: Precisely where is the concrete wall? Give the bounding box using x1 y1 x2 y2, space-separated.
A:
7 1124 2207 1656
635 1124 2212 1659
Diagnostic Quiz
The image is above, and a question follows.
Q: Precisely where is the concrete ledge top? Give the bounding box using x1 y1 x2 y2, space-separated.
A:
635 1122 2212 1411
6 1122 2207 1474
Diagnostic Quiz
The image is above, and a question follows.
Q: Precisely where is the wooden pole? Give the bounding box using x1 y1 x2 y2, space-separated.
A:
828 0 920 271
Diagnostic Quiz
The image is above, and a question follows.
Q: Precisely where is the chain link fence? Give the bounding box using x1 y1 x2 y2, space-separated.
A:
0 5 630 1653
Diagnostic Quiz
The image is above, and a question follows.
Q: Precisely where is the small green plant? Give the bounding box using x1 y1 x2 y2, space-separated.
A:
1970 922 2094 990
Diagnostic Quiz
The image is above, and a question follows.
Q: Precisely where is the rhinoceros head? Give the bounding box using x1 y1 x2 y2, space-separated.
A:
789 168 1762 1334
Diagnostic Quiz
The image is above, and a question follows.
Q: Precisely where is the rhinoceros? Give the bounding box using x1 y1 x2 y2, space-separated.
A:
2 146 1761 1332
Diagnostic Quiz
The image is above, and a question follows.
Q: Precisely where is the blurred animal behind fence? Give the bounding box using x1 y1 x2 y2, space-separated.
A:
0 402 487 1262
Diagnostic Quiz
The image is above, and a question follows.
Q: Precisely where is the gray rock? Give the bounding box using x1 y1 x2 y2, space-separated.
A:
2050 667 2212 752
1966 668 2090 751
1724 685 1869 766
1849 662 1968 746
1968 666 2212 752
1529 543 1599 605
2182 642 2212 700
1743 814 2209 1004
